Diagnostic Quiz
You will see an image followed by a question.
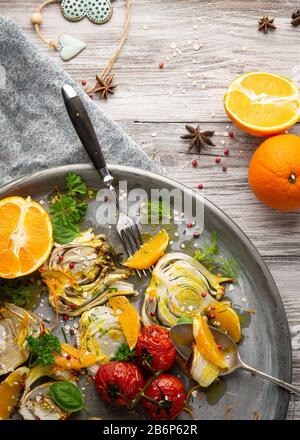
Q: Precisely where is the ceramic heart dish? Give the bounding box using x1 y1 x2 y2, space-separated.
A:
61 0 112 24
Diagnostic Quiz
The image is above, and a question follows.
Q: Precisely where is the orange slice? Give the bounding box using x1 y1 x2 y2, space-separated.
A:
54 343 98 371
109 296 141 350
124 229 169 270
224 72 300 136
0 196 53 278
193 315 228 369
0 368 28 420
206 302 241 343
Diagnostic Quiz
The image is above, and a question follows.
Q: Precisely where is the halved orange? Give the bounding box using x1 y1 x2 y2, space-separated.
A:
109 296 141 350
0 196 53 278
124 229 169 270
224 72 300 136
206 302 241 343
193 315 228 369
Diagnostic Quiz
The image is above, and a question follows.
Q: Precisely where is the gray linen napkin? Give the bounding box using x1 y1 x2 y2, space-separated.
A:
0 16 158 187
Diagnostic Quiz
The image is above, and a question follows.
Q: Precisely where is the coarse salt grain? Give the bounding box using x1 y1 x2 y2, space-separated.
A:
193 44 200 51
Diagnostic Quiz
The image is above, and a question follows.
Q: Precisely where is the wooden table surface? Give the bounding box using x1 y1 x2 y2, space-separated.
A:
1 0 300 419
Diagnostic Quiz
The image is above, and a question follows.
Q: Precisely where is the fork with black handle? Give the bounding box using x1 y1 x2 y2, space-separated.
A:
61 84 147 277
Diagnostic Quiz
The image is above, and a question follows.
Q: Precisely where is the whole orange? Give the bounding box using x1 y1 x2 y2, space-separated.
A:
248 134 300 211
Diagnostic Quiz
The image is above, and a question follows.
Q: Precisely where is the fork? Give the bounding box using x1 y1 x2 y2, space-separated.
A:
61 84 147 277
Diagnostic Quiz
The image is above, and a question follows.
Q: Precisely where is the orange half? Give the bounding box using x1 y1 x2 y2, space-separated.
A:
0 196 53 278
224 72 300 136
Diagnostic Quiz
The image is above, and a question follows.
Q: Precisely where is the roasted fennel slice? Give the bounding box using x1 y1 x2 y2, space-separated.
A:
41 231 138 316
142 253 234 328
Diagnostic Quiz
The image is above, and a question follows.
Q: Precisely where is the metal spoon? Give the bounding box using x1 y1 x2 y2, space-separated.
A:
170 323 300 395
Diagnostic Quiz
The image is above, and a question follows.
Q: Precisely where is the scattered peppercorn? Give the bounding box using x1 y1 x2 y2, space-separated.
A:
222 166 227 172
224 149 229 156
215 156 221 164
228 132 234 139
81 79 87 86
201 292 207 298
159 62 164 69
186 222 193 228
192 159 198 168
197 183 203 189
69 262 75 269
193 231 200 238
62 315 69 322
210 314 216 320
217 344 223 351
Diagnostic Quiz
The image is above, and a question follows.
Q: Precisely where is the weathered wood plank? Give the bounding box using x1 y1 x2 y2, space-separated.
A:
2 1 300 121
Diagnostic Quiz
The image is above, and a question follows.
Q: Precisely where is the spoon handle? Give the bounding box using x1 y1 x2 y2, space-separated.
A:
241 363 300 396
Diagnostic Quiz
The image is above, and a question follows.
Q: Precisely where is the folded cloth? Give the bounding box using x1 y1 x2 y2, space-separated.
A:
0 17 158 187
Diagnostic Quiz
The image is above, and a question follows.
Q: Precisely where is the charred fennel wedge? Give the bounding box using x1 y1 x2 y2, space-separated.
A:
142 253 234 328
79 305 127 376
0 303 44 376
41 231 138 316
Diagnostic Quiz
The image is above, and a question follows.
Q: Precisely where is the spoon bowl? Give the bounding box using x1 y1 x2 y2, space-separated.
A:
170 322 300 395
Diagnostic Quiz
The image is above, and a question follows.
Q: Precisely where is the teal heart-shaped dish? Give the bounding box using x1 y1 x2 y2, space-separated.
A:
61 0 112 25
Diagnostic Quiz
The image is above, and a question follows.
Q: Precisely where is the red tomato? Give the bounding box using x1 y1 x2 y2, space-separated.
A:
136 325 176 373
94 361 144 408
141 374 185 420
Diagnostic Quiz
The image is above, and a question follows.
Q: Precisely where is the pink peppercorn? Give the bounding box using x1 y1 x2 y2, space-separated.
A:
217 344 223 351
210 305 216 311
69 262 75 269
197 183 203 190
58 255 64 262
210 314 216 320
201 292 207 298
193 231 200 238
215 156 221 164
81 79 87 86
70 328 75 335
186 222 193 228
192 159 198 168
228 132 234 139
224 149 229 156
159 62 164 69
66 355 71 360
62 315 68 321
150 312 156 317
148 297 154 303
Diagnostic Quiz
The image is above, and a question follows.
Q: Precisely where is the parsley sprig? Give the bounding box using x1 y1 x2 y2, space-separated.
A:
50 172 88 244
111 343 136 362
27 334 61 367
194 231 240 279
0 278 39 308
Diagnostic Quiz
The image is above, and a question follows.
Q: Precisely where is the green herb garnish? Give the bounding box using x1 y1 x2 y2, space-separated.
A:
50 172 88 244
0 278 39 308
49 381 86 413
177 316 193 324
111 343 136 362
194 231 240 279
27 334 61 367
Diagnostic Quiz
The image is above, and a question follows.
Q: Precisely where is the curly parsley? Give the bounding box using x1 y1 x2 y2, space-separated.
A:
50 172 88 244
111 343 136 362
27 334 61 367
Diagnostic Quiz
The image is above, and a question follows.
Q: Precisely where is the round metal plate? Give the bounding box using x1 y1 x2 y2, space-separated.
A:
0 164 292 420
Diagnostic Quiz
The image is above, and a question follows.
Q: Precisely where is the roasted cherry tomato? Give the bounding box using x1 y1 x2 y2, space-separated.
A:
135 325 176 373
141 374 185 420
94 361 144 408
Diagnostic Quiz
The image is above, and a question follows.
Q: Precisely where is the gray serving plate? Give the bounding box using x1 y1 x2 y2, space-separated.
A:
0 164 291 420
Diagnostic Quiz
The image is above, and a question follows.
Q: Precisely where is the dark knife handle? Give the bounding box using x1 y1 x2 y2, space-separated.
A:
61 84 112 183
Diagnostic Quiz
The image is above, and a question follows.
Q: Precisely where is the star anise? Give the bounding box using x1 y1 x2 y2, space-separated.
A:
93 74 117 99
180 125 215 153
291 10 300 27
258 17 276 33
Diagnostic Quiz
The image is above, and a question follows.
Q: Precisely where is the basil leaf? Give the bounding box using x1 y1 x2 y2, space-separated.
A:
52 221 79 244
49 381 85 413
